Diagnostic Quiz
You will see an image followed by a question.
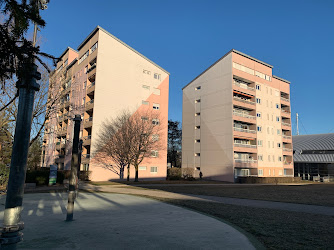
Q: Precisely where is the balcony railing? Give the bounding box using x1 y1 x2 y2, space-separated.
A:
87 82 95 89
85 117 93 123
82 154 90 159
283 148 293 152
281 109 290 114
233 127 256 134
282 122 291 127
87 64 96 74
83 135 92 140
234 159 257 163
233 96 255 105
234 143 257 148
281 97 289 102
86 99 94 106
283 135 291 139
233 81 255 91
284 161 293 165
233 110 256 120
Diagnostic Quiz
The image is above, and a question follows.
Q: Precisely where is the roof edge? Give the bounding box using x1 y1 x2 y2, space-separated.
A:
77 25 170 75
66 58 78 71
273 75 290 84
182 49 234 90
57 47 78 62
232 49 273 68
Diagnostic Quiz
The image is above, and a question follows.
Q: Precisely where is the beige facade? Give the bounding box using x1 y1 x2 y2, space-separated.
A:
42 26 169 181
182 49 293 182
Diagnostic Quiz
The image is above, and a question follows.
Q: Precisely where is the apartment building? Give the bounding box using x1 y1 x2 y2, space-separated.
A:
182 49 293 182
42 26 169 181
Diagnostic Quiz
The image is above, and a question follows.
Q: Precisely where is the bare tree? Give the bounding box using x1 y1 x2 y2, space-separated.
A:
0 63 62 146
93 109 164 182
94 111 133 180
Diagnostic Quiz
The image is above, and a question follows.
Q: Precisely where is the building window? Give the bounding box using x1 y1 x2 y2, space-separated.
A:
277 143 281 148
91 42 98 52
233 62 255 75
154 73 161 80
142 85 150 90
257 126 262 132
195 99 201 103
78 50 89 64
143 69 151 75
256 112 261 118
267 127 270 134
141 116 148 121
150 166 158 173
151 150 159 157
195 86 201 90
152 119 160 125
258 155 263 161
258 140 263 147
279 170 283 176
195 153 200 156
139 166 147 171
276 116 280 122
84 65 88 74
256 84 261 90
195 139 200 143
276 104 280 109
152 134 159 141
64 59 68 66
268 155 271 162
195 112 200 116
278 156 282 162
256 98 261 104
142 100 149 105
153 88 160 95
153 103 160 110
272 141 274 148
258 169 263 176
284 169 287 175
195 126 200 129
268 141 270 148
277 129 281 135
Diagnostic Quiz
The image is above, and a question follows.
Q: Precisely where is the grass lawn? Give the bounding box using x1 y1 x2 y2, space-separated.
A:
90 180 225 185
153 197 334 250
139 183 334 206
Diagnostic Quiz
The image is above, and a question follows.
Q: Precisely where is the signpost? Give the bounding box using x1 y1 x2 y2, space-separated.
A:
48 165 58 186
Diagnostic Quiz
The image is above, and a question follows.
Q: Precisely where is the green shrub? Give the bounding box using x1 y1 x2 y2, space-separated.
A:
36 176 48 185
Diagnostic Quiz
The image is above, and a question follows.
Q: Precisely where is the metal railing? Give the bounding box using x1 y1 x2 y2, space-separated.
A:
87 82 95 89
233 110 256 119
233 96 255 105
282 122 291 127
281 109 290 114
234 143 257 148
87 64 96 73
233 81 255 91
234 159 257 163
283 135 291 139
281 97 289 102
233 127 256 134
283 162 293 165
283 148 293 152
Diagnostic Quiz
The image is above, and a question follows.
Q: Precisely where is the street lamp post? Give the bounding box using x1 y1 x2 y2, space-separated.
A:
0 1 49 249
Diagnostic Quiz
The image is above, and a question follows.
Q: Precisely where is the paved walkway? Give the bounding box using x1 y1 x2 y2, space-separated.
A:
80 183 334 216
0 192 255 250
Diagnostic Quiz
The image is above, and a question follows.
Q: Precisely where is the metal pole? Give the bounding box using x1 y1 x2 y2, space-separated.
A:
66 115 81 221
0 66 40 249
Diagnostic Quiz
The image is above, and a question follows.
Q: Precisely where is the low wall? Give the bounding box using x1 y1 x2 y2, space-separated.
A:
237 176 302 184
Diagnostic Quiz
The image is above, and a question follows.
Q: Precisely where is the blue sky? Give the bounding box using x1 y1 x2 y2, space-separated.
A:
38 0 334 135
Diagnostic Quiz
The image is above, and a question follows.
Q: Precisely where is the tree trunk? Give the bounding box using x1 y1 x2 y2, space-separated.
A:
120 167 124 180
127 164 130 181
134 166 138 182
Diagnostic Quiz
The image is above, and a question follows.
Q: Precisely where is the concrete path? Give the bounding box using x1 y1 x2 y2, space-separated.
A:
0 192 255 250
80 183 334 216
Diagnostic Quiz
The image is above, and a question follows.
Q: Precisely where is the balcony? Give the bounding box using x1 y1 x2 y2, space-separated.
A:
282 135 292 142
63 100 70 108
282 121 291 130
55 141 66 150
84 117 93 128
83 135 92 146
234 143 257 153
234 143 256 148
283 147 293 155
87 82 95 94
81 154 90 164
85 99 94 111
283 161 294 168
55 155 65 164
233 127 256 134
233 96 256 110
87 64 96 74
58 126 67 136
233 81 255 95
281 109 291 118
233 110 256 120
234 159 257 168
233 110 256 124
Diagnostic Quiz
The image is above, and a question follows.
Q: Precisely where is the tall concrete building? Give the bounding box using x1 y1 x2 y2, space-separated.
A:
42 26 169 181
182 49 293 182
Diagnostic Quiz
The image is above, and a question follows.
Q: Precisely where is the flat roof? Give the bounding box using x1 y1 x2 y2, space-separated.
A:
273 75 290 84
182 49 279 90
57 47 78 62
77 26 170 75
